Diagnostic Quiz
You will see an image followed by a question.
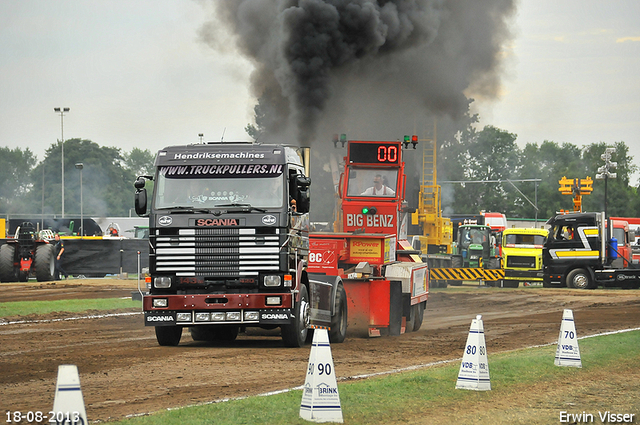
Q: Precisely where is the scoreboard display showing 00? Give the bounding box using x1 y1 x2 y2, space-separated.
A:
348 142 400 165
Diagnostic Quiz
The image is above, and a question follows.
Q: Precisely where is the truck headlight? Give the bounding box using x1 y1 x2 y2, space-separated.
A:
177 312 192 322
264 275 281 287
154 276 172 289
266 296 282 306
211 312 226 321
226 312 241 321
244 311 259 321
195 312 210 322
152 298 168 308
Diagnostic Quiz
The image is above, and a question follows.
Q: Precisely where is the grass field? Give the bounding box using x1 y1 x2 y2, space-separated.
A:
106 330 639 425
0 298 140 318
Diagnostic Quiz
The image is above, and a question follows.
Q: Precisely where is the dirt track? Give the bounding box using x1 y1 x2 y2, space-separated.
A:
1 279 639 422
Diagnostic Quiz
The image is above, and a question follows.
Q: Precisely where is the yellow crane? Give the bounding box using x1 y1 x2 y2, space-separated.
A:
558 176 593 212
410 121 453 261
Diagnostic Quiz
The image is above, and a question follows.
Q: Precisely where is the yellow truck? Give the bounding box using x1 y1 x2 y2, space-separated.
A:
500 227 548 287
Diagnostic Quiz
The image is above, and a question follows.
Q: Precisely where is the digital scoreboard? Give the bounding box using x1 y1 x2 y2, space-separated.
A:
348 142 401 165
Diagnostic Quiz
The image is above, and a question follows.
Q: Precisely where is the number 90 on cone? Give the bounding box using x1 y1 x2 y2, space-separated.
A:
300 328 343 423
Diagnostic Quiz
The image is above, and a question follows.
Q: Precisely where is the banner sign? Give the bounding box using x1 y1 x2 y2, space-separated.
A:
159 164 284 179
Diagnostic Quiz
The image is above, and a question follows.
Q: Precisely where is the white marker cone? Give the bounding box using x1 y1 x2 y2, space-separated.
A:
555 309 582 368
52 364 88 425
300 328 343 423
456 315 491 391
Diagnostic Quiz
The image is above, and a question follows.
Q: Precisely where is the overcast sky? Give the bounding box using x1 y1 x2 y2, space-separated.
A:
1 0 639 183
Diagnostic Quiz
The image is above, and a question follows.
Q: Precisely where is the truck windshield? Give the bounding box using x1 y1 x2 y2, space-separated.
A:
613 227 626 244
153 172 284 210
346 167 398 197
460 227 488 246
504 234 546 248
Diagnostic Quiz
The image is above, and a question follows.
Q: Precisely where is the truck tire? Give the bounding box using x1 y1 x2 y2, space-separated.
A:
431 280 445 288
190 326 217 342
486 257 501 269
155 326 183 346
411 301 425 332
35 244 55 282
282 285 309 347
190 325 239 342
0 244 19 283
566 268 595 290
501 280 519 288
217 325 239 341
329 283 347 343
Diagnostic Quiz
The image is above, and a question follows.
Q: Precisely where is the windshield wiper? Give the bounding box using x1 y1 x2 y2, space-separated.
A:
158 206 211 213
214 203 267 213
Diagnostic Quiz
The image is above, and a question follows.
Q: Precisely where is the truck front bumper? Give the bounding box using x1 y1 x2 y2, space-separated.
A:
143 293 293 326
504 269 544 281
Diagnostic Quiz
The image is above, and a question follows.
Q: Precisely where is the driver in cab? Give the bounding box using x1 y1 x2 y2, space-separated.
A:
361 174 395 196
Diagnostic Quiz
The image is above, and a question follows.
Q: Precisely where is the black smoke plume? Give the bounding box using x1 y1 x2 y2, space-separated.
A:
201 0 516 145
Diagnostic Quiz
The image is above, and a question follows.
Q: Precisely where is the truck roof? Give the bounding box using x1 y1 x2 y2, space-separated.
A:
503 227 548 235
546 212 599 226
155 142 303 167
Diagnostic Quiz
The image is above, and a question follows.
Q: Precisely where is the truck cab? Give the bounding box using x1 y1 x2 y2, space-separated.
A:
610 219 631 268
501 227 548 287
543 212 640 289
543 212 601 288
337 141 408 237
134 141 328 347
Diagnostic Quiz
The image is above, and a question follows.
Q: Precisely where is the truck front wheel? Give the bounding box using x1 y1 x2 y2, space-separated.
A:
155 326 183 346
566 268 595 289
329 284 347 343
282 285 309 347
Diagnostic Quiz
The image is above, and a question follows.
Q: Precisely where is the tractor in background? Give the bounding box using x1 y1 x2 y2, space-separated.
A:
0 222 56 282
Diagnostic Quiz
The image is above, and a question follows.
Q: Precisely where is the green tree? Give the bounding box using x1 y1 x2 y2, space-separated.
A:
123 147 155 177
582 142 639 217
27 139 137 217
0 146 37 213
517 141 587 220
441 125 521 216
438 135 640 220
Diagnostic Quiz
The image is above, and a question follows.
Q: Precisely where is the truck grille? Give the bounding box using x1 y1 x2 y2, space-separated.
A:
506 256 536 269
154 228 282 277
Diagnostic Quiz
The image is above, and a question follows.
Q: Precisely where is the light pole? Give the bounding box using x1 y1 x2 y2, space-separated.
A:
596 147 617 237
54 107 70 218
75 163 83 237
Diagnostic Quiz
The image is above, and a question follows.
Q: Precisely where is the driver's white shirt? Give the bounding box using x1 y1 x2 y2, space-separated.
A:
361 185 395 196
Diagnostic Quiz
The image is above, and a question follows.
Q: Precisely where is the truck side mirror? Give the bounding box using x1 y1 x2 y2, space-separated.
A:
134 177 148 216
134 177 146 190
135 190 147 216
295 175 311 214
